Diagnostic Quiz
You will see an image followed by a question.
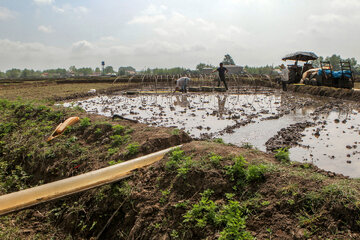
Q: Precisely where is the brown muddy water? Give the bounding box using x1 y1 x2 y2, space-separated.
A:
64 91 360 177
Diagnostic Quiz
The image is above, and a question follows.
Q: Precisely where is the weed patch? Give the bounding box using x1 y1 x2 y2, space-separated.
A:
183 189 253 239
274 148 290 163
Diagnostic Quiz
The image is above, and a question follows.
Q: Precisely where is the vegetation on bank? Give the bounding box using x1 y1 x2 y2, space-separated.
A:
0 97 360 239
0 99 150 195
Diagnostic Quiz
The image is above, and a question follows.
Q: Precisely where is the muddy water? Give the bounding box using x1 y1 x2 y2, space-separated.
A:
66 92 360 177
68 93 289 138
291 110 360 178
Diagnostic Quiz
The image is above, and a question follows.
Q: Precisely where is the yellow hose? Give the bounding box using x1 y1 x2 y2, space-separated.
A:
0 145 180 216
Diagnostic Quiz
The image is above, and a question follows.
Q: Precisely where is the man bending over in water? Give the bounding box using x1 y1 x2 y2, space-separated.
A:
174 76 190 93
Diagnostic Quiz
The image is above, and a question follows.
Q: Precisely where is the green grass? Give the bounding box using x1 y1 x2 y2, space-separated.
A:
183 189 254 240
125 142 140 157
274 148 290 163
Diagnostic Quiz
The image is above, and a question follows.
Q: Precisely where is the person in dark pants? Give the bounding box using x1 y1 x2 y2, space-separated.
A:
280 64 289 91
212 63 228 90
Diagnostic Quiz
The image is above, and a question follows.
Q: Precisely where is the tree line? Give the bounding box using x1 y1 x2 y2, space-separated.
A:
311 54 359 72
0 66 137 79
1 54 359 79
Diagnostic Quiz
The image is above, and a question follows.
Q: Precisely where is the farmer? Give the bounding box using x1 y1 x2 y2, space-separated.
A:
212 63 229 90
280 64 289 91
174 76 190 93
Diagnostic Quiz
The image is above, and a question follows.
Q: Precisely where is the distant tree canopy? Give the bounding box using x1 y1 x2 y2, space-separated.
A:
139 67 190 75
222 54 235 65
0 64 129 79
20 69 41 78
244 65 275 75
104 66 115 74
196 63 215 71
44 68 67 76
312 54 359 72
6 69 22 78
118 66 136 76
77 67 94 76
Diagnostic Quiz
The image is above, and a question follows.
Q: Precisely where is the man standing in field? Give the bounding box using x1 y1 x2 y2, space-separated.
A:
212 63 229 90
174 76 190 93
280 64 289 91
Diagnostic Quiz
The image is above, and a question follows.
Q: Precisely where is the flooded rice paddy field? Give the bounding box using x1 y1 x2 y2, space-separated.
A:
66 89 360 177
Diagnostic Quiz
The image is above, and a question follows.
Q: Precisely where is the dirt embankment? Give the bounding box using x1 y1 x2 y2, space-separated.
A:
4 141 359 239
237 77 360 102
1 91 360 239
0 99 191 188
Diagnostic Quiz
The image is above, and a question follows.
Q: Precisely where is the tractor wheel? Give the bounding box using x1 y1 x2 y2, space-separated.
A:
315 75 323 86
310 79 317 86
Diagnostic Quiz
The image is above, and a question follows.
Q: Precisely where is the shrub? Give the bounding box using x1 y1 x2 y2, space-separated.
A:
246 164 267 182
213 138 225 144
241 142 253 149
183 189 218 228
225 156 247 187
113 125 125 135
165 148 195 178
274 148 290 163
79 117 91 128
110 135 130 147
166 148 186 169
171 128 180 135
217 200 253 240
209 153 223 166
183 190 253 239
125 142 140 156
107 147 119 156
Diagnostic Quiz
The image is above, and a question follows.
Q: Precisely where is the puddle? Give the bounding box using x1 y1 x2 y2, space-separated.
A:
66 93 288 138
66 91 360 177
290 110 360 178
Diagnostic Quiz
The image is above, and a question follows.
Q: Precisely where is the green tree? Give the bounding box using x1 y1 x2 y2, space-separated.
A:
312 56 324 68
0 71 5 78
20 68 36 78
43 68 67 77
244 65 275 75
69 65 77 73
196 63 215 71
95 67 101 73
6 68 21 78
222 54 235 65
104 66 114 74
77 67 93 76
312 55 358 71
118 66 136 76
326 54 341 71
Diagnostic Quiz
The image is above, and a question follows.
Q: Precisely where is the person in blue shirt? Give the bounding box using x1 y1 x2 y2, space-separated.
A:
212 63 229 90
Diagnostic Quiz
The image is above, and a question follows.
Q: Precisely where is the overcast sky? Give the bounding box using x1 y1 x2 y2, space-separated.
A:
0 0 359 71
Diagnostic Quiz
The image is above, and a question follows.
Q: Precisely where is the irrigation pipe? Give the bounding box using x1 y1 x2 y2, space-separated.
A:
0 145 181 216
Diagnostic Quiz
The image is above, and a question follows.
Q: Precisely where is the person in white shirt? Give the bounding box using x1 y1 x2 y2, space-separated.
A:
280 64 289 91
174 77 190 93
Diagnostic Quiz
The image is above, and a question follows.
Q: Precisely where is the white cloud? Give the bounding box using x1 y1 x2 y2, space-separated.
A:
308 13 348 24
52 4 89 14
128 14 166 24
33 0 54 5
0 7 15 20
71 40 93 54
331 0 360 9
143 4 167 15
128 4 167 24
52 6 64 13
38 25 54 33
0 39 66 69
